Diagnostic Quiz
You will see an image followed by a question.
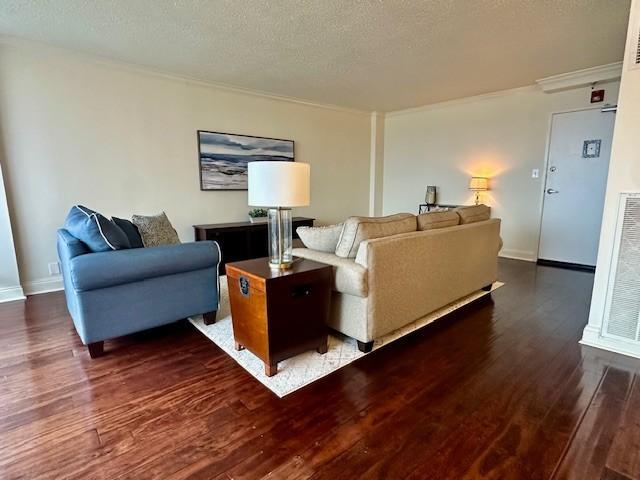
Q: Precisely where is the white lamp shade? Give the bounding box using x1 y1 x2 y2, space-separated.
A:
248 161 310 207
469 177 489 191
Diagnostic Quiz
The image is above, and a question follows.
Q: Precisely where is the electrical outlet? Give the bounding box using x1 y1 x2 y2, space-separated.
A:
48 262 60 276
532 169 540 179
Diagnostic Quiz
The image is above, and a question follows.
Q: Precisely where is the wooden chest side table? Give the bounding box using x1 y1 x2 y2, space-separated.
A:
226 257 332 377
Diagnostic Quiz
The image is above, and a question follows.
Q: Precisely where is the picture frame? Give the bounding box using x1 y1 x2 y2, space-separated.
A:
197 130 295 191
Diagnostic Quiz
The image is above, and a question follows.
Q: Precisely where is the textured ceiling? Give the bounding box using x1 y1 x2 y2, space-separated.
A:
0 0 631 111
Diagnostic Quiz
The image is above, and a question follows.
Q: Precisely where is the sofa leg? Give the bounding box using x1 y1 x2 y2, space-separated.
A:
87 341 104 358
357 340 374 353
203 311 217 325
482 284 493 292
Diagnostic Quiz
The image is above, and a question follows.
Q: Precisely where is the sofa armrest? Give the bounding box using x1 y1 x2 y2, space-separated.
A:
57 228 90 261
292 248 368 297
69 241 221 291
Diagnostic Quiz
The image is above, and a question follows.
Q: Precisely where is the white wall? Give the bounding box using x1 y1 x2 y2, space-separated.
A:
0 39 372 291
383 81 620 261
582 0 640 357
0 160 23 302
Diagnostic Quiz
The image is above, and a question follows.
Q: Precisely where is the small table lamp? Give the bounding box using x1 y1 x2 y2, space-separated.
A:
248 161 310 270
469 177 489 205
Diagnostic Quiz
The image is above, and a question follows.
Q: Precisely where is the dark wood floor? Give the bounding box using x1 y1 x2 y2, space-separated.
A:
2 259 640 479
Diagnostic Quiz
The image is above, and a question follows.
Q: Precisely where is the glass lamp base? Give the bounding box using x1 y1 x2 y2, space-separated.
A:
269 261 293 270
267 207 293 269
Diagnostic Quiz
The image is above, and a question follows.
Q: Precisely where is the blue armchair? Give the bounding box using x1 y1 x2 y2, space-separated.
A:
57 229 220 357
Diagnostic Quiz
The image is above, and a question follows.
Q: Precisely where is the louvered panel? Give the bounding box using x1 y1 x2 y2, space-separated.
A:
605 195 640 340
636 28 640 65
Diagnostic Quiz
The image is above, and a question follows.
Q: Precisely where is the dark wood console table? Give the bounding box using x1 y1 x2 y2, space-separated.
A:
194 217 314 273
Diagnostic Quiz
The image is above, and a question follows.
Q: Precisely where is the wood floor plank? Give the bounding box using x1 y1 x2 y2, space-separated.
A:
552 367 634 479
1 259 640 479
605 375 640 479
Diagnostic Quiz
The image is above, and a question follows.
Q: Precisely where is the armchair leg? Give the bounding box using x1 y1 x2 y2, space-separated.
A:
357 340 374 353
203 311 217 325
87 341 104 358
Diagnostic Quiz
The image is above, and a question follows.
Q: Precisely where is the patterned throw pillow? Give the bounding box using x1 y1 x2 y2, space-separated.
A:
296 224 344 252
131 212 180 247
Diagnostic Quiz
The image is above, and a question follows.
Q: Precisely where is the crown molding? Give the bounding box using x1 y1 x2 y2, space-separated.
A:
386 85 539 118
0 35 370 117
386 62 624 118
536 62 623 93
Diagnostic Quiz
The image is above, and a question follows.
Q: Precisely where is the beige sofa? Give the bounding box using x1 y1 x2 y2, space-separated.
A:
293 206 501 352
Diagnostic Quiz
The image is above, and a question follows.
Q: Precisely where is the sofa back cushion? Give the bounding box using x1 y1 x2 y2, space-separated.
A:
455 204 491 224
335 213 416 258
297 224 343 252
417 210 459 231
64 205 130 252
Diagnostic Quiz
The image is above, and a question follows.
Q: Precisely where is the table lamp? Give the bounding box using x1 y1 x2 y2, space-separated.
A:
248 161 310 270
468 177 489 205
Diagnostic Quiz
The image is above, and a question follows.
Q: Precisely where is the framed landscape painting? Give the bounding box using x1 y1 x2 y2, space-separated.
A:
198 131 294 190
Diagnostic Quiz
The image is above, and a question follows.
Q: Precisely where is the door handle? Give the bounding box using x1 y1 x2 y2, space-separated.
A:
547 188 559 194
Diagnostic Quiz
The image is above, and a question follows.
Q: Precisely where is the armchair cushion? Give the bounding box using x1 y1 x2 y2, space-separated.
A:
112 217 144 248
69 241 220 291
65 205 130 252
57 228 90 260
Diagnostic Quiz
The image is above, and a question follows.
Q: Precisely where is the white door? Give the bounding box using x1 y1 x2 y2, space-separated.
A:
538 108 615 267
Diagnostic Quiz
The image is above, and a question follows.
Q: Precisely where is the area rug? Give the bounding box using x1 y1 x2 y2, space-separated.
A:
190 277 504 397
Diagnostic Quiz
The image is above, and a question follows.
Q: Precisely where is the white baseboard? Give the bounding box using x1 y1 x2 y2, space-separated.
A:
580 325 601 345
0 285 26 303
580 337 640 360
23 276 64 295
579 324 640 360
499 249 537 262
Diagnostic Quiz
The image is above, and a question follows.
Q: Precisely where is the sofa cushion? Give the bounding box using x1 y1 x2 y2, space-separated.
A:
112 217 144 248
417 210 459 231
296 224 343 252
64 205 130 252
69 241 220 291
132 212 180 247
292 248 367 297
335 213 416 258
455 204 491 224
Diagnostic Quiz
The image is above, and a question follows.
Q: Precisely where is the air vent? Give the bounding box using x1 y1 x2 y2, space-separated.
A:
636 27 640 65
603 194 640 341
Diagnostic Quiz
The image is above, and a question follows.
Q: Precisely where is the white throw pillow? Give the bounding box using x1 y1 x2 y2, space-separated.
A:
296 224 344 252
